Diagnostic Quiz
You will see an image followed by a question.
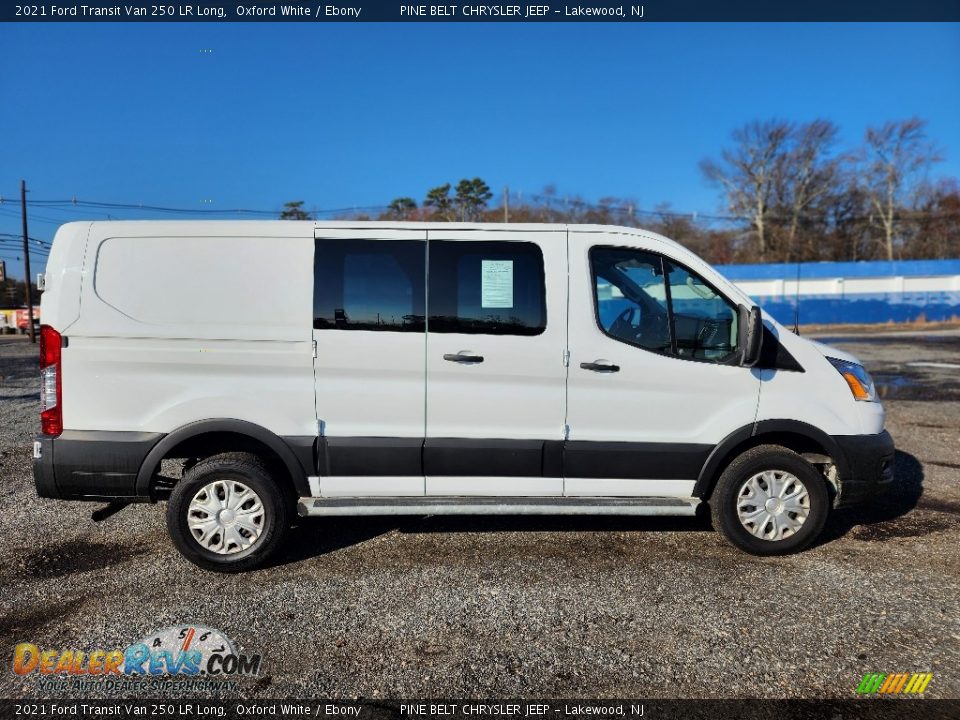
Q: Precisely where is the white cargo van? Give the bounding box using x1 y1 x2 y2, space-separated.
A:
33 221 894 571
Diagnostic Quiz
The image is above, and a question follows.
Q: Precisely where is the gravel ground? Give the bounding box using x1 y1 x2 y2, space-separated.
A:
0 337 42 453
0 332 958 699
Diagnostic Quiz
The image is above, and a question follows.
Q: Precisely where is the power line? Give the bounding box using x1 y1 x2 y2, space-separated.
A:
0 205 74 226
512 191 960 225
2 192 959 228
0 237 45 245
0 196 390 218
3 193 733 221
0 246 49 257
0 245 49 253
0 238 50 248
0 232 51 246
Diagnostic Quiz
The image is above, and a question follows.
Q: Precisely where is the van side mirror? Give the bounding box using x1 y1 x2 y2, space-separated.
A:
738 304 763 367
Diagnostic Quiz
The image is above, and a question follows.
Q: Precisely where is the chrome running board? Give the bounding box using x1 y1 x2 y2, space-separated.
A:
297 496 699 517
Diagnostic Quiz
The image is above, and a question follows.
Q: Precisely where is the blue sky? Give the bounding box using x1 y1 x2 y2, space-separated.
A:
1 22 959 276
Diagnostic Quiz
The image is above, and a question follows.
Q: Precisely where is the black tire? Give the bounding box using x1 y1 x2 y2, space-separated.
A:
710 445 829 556
166 452 291 572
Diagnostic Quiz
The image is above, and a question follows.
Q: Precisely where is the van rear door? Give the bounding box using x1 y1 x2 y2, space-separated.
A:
312 228 427 496
424 228 568 496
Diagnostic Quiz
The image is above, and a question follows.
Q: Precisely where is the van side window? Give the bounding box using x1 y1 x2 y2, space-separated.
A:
591 248 672 353
429 241 546 336
591 247 739 362
314 239 425 331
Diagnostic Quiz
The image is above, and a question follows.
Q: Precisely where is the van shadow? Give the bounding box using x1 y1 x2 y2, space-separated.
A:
270 451 927 567
270 517 404 566
817 449 925 545
393 513 712 535
270 511 712 567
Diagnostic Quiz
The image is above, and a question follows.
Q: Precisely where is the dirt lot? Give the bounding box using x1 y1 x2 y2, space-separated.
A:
0 332 958 699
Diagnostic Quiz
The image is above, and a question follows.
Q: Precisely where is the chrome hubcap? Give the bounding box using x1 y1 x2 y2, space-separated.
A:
187 480 264 555
736 470 810 541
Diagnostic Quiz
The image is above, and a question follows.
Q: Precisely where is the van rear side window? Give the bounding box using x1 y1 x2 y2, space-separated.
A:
314 239 426 331
428 241 546 336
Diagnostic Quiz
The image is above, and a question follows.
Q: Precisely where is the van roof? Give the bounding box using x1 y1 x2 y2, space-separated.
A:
62 219 687 253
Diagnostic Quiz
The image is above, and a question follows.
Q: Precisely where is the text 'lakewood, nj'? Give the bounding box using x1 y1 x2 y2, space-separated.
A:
400 5 644 17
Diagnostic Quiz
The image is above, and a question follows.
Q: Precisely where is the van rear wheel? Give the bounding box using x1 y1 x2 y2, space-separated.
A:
166 452 290 572
710 445 829 556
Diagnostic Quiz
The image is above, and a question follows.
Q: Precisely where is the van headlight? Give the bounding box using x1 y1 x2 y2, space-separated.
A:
827 357 877 402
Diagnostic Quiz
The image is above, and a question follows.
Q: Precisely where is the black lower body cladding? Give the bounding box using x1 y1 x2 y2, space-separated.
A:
33 431 163 501
831 429 896 507
316 437 714 479
33 426 895 507
33 429 317 502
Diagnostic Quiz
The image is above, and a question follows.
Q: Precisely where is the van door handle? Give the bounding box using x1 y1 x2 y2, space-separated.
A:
444 351 484 364
580 360 620 373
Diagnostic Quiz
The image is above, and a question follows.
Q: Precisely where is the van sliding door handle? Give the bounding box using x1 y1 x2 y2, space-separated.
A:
444 352 484 364
580 360 620 373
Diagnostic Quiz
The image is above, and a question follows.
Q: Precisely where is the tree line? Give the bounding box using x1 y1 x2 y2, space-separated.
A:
280 117 959 265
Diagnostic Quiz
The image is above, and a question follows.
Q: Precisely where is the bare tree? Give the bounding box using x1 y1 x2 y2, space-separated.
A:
910 178 960 260
701 120 792 261
703 119 852 262
820 176 872 261
861 118 942 260
777 120 843 260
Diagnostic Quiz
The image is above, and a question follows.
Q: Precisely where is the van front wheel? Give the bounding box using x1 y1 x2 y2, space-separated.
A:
710 445 829 555
166 452 290 572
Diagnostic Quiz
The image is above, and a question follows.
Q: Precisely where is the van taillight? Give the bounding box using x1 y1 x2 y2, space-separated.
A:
39 325 62 437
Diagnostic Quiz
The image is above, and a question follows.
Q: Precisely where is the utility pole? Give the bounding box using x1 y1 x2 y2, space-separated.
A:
503 185 509 223
21 179 36 343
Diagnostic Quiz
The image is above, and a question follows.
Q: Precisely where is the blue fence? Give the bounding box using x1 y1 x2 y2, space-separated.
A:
716 259 960 326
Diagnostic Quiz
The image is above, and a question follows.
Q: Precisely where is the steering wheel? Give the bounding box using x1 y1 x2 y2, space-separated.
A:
695 318 733 357
610 307 639 339
611 305 670 349
697 318 721 346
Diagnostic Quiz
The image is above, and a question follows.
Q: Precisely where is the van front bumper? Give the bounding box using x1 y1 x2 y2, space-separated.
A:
32 431 162 501
831 430 896 508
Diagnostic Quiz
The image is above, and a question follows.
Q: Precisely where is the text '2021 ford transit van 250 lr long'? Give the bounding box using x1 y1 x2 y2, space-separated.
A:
33 221 894 571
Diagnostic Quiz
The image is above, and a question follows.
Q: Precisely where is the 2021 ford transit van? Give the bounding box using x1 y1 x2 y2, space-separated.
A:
33 221 894 571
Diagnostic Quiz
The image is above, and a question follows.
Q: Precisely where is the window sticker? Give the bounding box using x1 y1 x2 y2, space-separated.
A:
480 259 514 308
